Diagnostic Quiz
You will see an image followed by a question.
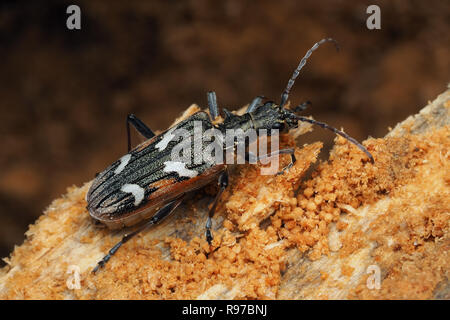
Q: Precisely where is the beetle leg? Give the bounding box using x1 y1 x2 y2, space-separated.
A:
246 96 264 113
205 170 228 244
207 91 219 121
294 101 311 113
277 152 296 175
127 114 156 152
92 196 183 273
245 148 296 175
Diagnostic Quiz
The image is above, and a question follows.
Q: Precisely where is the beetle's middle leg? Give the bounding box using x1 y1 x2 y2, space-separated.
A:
126 114 156 152
92 196 183 273
205 170 229 244
246 148 296 175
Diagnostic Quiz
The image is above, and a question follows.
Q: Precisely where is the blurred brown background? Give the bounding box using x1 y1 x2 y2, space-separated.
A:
0 0 448 263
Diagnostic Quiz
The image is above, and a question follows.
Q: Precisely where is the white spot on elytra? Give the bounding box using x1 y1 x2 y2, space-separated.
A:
114 154 131 174
155 127 176 151
163 161 198 178
120 184 145 206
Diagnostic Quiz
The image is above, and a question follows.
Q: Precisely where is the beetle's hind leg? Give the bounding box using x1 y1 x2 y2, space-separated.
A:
205 170 229 244
126 114 156 152
92 196 183 274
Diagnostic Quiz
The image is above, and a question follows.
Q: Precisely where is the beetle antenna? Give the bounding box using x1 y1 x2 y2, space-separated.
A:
295 116 374 163
279 38 339 108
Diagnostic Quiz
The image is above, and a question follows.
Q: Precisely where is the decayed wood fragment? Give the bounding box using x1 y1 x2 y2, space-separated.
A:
278 88 449 300
0 88 448 300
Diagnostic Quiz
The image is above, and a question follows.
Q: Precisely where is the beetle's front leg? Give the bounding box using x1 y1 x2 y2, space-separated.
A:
205 170 228 244
246 95 264 113
245 148 296 175
207 91 219 121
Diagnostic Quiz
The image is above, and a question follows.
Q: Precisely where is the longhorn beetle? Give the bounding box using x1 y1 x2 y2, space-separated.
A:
87 38 374 273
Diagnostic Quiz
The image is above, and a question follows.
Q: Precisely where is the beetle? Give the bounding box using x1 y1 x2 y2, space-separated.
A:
87 38 374 273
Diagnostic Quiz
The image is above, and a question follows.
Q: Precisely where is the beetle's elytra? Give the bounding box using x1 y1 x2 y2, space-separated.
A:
87 38 374 273
87 112 222 230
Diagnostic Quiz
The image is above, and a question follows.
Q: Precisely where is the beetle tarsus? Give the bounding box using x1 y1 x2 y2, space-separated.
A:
245 148 296 175
276 153 296 175
206 228 213 245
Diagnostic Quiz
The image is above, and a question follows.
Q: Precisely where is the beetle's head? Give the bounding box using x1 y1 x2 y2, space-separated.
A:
251 99 374 162
250 101 309 132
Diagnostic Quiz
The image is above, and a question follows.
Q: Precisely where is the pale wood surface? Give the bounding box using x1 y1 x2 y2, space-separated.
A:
0 88 448 299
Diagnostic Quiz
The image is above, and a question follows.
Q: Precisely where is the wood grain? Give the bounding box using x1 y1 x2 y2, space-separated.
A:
0 89 448 299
